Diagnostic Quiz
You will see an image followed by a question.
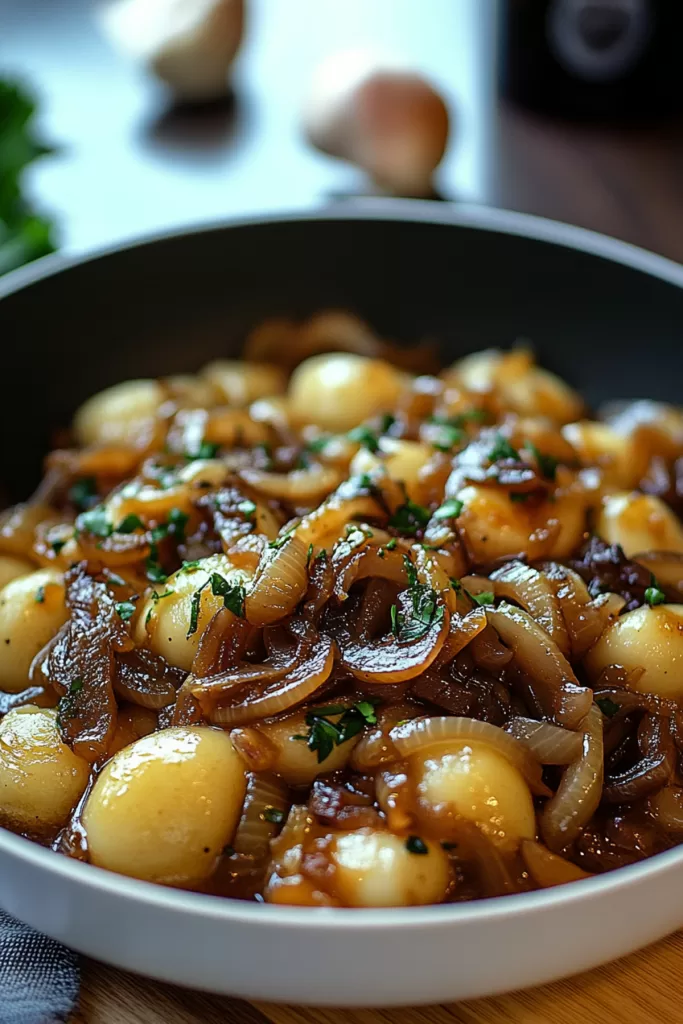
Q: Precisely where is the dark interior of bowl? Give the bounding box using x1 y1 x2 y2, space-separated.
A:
2 209 682 502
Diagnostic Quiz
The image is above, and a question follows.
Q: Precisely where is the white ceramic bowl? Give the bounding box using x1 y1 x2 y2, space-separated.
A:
3 202 683 1005
0 825 682 1006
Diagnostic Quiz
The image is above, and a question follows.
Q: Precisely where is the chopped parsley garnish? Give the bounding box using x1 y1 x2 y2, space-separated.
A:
306 435 332 454
450 578 462 593
210 573 246 617
294 701 379 763
348 424 380 453
105 571 127 587
470 590 494 607
433 498 464 521
269 525 297 550
386 538 397 551
380 412 396 433
597 696 620 718
306 543 314 567
187 582 209 637
392 558 445 642
145 557 168 584
406 836 428 855
428 416 465 452
315 548 328 563
68 476 97 512
69 678 83 694
116 513 145 534
167 507 190 539
78 505 113 538
50 538 67 556
237 499 256 520
488 434 520 463
645 585 666 607
115 600 137 621
525 441 558 481
389 499 431 536
263 807 285 825
35 585 45 603
186 441 220 461
179 560 201 573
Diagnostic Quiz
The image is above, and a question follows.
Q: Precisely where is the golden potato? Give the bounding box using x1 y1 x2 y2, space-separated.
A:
0 706 90 836
0 555 34 590
330 829 450 907
412 740 536 850
83 726 247 886
584 604 683 700
135 554 252 672
74 379 163 447
202 360 287 406
258 709 360 786
562 421 636 488
596 492 683 557
0 569 68 693
289 353 406 433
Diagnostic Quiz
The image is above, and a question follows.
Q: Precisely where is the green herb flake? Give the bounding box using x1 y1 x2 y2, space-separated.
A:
433 498 464 521
105 572 127 587
450 578 462 593
179 560 202 573
380 412 396 433
237 499 256 520
645 586 666 607
68 476 97 512
187 582 209 637
296 701 380 763
168 507 190 539
525 441 559 481
116 513 145 534
306 543 314 567
69 679 84 695
210 573 246 617
145 558 168 584
50 538 67 556
406 836 428 855
488 434 520 464
389 499 431 536
115 600 137 622
597 696 621 718
263 807 285 825
315 549 328 564
386 538 397 551
470 590 494 607
35 585 45 604
390 603 399 635
186 441 220 461
269 525 297 550
78 506 113 538
348 424 380 453
431 423 465 452
306 435 332 454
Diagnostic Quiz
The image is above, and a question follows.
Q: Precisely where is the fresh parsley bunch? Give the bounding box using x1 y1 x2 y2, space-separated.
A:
0 78 56 276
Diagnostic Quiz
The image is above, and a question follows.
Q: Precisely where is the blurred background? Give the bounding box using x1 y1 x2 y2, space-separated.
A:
2 0 683 269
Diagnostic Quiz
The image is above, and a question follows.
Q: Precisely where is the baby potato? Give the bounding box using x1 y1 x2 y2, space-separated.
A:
457 485 585 563
451 349 583 423
0 555 33 590
562 421 636 488
83 726 247 887
258 709 361 786
74 379 164 447
0 706 90 837
349 437 430 503
329 829 450 908
0 569 68 693
412 740 535 851
584 604 683 700
135 554 252 672
202 360 287 406
596 492 683 557
289 353 407 433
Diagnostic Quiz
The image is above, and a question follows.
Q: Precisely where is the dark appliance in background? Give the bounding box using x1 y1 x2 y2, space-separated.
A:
500 0 683 120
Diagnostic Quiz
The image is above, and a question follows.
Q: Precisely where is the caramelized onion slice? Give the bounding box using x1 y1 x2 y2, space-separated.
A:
521 840 592 887
505 717 583 765
489 561 570 656
647 785 683 832
114 649 183 710
542 563 626 659
633 551 683 596
390 716 550 797
486 602 593 729
340 606 449 685
231 772 290 863
333 546 407 601
239 464 343 504
603 714 676 804
244 534 309 627
541 704 603 853
209 634 335 725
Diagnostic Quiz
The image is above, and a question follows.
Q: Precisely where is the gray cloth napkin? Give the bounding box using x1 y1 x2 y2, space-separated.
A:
0 909 80 1024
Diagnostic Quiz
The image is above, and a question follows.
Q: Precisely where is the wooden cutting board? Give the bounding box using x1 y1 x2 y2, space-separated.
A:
71 931 683 1024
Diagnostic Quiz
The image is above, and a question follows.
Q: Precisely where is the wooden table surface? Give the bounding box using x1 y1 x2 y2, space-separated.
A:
4 0 683 1020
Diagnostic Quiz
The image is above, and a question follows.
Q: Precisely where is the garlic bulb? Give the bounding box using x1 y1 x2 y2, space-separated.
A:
304 49 450 197
101 0 245 102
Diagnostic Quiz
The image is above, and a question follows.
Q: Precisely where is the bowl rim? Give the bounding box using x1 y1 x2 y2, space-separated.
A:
3 196 683 929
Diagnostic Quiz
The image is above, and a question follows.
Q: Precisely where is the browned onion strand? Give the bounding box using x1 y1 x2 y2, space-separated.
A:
505 716 583 765
541 704 604 853
486 602 593 729
488 561 570 656
521 840 592 887
603 714 676 803
231 772 290 864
